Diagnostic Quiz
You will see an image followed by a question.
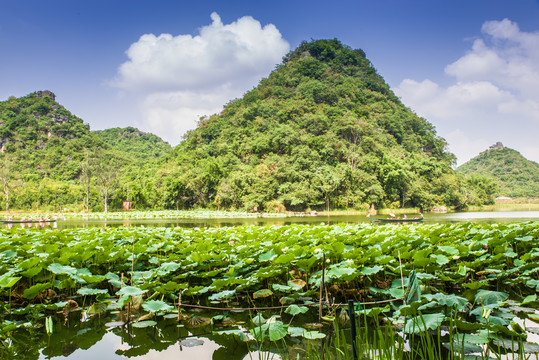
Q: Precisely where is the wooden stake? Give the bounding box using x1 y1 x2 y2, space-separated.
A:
177 290 182 322
398 250 406 305
131 240 135 285
319 253 325 322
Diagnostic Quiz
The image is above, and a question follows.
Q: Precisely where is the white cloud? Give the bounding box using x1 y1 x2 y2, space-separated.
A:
395 19 539 165
112 12 289 144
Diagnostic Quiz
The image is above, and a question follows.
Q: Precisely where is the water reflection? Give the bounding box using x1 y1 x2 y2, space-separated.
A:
46 211 539 229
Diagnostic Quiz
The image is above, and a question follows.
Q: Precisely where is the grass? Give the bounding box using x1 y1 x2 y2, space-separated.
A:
286 316 536 360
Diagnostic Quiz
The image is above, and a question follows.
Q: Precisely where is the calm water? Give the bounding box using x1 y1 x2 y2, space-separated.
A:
4 210 537 229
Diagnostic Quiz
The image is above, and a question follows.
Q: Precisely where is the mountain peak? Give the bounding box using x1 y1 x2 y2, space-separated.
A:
457 145 539 197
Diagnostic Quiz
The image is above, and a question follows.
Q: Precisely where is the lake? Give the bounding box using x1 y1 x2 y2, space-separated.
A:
5 210 536 229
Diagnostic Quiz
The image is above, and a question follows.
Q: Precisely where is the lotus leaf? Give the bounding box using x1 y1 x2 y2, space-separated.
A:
288 326 305 337
131 320 157 328
289 278 306 288
116 286 147 297
259 249 277 262
267 320 287 341
208 290 235 301
23 282 52 299
0 276 21 289
475 289 508 306
214 329 247 342
272 284 292 292
47 263 77 275
302 330 326 339
521 294 537 305
142 300 174 313
253 289 273 299
285 304 309 316
404 313 445 334
77 287 109 296
360 265 383 275
86 302 108 315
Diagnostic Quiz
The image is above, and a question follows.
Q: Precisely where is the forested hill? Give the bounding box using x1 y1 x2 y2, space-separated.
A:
0 91 170 211
163 39 490 211
457 144 539 198
94 127 171 164
0 90 103 180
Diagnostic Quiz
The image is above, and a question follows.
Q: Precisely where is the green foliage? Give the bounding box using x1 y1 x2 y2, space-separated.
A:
0 92 171 212
458 147 539 198
164 39 464 211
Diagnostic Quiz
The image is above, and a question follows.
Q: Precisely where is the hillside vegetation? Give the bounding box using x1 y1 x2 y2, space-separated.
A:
457 146 539 198
0 40 498 212
0 91 171 212
161 39 494 211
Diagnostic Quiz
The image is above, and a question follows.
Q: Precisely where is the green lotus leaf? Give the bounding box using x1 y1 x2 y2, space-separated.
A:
288 279 307 288
454 319 482 331
433 254 450 265
20 267 42 278
272 283 292 292
268 320 287 341
104 272 122 288
250 325 267 342
526 279 539 291
462 281 488 290
23 282 52 299
288 326 305 337
425 293 468 310
131 320 157 328
208 290 235 301
142 300 174 313
521 294 537 305
253 289 273 299
252 314 267 326
360 265 384 276
274 253 295 264
357 305 390 317
86 302 108 315
47 263 77 275
77 287 109 296
214 329 248 342
404 313 445 334
78 274 105 284
326 266 355 280
156 262 181 276
0 250 17 260
116 285 147 297
302 330 326 339
439 246 459 256
285 304 309 316
475 290 508 306
0 276 21 289
259 249 277 262
156 281 184 294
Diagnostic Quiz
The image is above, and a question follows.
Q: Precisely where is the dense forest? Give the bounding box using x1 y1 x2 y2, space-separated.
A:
457 145 539 198
160 39 497 212
0 40 501 212
0 91 171 212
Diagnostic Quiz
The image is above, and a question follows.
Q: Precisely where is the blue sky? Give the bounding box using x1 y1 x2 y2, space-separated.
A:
1 0 538 165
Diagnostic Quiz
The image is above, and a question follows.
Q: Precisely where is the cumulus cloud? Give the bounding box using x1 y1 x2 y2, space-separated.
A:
111 12 289 144
395 19 539 165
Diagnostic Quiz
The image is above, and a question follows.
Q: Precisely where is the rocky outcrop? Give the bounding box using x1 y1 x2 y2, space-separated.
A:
36 90 56 101
489 142 504 150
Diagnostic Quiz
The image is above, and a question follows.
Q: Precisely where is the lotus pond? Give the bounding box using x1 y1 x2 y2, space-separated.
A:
1 221 539 359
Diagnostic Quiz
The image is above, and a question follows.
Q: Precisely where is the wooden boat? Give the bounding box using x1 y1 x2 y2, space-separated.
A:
369 216 423 223
0 219 57 224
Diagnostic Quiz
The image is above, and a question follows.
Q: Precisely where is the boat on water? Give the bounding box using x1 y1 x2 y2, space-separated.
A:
0 219 57 224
